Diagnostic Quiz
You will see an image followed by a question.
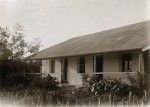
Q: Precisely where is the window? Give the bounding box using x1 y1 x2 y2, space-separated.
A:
61 58 68 82
122 54 132 72
95 56 103 73
49 59 55 73
78 57 85 73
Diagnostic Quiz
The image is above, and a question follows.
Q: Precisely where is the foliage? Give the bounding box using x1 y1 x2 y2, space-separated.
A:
64 86 91 104
0 23 41 60
0 24 41 88
82 74 102 87
91 78 131 100
0 72 147 106
127 71 144 89
0 88 54 106
5 74 59 91
1 59 41 74
88 74 103 86
51 85 76 104
82 73 145 100
0 72 146 106
127 71 145 97
0 87 145 106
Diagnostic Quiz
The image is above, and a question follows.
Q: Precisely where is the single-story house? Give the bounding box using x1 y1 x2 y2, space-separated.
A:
30 21 150 86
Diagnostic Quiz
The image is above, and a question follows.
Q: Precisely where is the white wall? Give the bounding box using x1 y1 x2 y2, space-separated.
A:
41 53 141 85
103 53 139 73
42 59 61 82
51 59 62 82
103 53 140 83
67 57 83 85
103 54 121 73
42 60 49 74
84 53 140 83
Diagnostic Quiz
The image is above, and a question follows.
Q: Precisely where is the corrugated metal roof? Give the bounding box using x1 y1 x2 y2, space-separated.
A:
31 20 150 60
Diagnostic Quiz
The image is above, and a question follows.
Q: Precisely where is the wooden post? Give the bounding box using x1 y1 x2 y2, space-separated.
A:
75 99 78 107
139 53 141 72
109 92 112 105
144 49 150 102
98 97 101 106
138 52 144 72
128 91 132 105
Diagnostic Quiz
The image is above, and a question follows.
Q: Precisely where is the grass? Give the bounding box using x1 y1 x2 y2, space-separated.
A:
0 86 147 107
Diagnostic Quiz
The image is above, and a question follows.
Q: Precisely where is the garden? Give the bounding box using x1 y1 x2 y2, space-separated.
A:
0 71 147 106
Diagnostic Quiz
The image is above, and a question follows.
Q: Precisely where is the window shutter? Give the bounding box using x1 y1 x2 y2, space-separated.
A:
51 60 55 73
78 57 85 73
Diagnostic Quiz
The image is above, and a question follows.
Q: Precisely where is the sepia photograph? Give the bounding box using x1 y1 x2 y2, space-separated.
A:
0 0 150 106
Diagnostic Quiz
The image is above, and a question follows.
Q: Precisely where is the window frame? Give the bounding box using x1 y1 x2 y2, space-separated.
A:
122 53 132 72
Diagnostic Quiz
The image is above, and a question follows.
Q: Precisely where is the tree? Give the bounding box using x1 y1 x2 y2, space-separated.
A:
0 24 41 89
0 23 41 60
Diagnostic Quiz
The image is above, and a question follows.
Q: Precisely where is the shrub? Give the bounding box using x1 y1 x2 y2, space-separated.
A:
1 72 145 105
6 74 32 89
67 86 91 99
6 73 59 90
55 85 92 105
82 72 146 103
91 78 131 97
0 59 41 74
82 74 130 95
41 74 59 90
127 71 145 97
82 74 102 87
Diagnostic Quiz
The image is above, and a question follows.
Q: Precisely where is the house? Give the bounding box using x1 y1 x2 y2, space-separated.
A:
30 21 150 86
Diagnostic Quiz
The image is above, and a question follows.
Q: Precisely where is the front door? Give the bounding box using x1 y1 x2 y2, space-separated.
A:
61 58 68 83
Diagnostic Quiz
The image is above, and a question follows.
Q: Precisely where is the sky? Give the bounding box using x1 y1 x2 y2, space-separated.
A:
0 0 150 50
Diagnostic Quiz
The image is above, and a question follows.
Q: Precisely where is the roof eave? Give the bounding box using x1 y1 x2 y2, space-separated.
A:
30 48 142 60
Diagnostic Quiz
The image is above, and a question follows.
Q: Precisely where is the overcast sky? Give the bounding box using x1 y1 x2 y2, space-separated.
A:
0 0 150 50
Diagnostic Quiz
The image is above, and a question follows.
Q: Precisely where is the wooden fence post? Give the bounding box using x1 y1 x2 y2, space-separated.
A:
144 90 147 102
66 98 69 107
98 97 101 106
121 99 124 107
89 99 91 106
128 91 132 105
109 92 112 105
75 99 78 107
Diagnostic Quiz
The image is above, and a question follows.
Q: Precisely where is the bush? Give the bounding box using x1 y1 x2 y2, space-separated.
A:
127 71 145 97
0 59 41 74
0 72 145 105
65 86 91 103
91 78 131 97
6 73 59 90
41 74 59 90
51 85 94 105
82 73 145 102
82 74 102 87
